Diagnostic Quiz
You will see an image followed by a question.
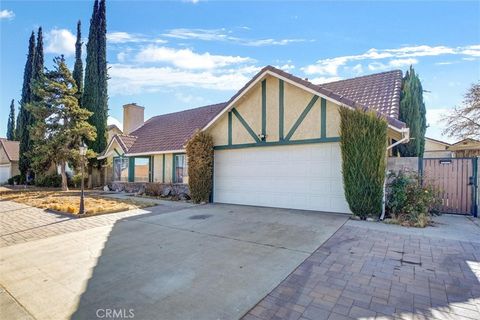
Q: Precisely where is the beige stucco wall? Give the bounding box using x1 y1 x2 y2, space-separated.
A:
0 146 9 164
208 74 342 146
425 139 449 152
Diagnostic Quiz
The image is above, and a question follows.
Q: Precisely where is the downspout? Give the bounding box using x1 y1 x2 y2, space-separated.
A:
380 128 410 221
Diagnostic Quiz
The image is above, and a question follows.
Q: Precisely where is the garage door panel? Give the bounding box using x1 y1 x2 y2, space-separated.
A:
214 143 350 213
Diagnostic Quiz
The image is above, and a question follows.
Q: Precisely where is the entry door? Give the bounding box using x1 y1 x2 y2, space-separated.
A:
213 143 350 213
423 158 478 215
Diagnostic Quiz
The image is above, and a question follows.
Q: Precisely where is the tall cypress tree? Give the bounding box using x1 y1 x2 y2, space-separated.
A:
397 66 427 157
73 20 84 102
96 0 108 153
7 99 15 141
32 27 44 81
17 31 35 178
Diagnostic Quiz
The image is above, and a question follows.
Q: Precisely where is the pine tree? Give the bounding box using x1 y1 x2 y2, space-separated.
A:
73 20 83 102
6 99 15 140
397 66 427 157
17 31 35 178
28 56 96 191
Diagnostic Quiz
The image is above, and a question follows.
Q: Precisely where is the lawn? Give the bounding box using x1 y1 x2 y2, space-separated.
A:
0 190 156 215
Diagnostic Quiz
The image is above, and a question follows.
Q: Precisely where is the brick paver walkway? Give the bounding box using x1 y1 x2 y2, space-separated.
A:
0 201 153 247
243 224 480 320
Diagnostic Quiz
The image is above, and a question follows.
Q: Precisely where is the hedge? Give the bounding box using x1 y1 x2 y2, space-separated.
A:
339 107 388 219
185 131 214 203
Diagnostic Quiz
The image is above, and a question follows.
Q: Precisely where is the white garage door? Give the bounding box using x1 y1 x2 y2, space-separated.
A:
213 143 350 213
0 164 11 184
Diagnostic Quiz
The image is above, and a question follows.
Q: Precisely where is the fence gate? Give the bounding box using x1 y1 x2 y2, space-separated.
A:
422 158 478 216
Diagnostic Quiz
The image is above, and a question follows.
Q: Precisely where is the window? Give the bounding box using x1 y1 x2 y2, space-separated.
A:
113 157 129 182
174 154 188 183
134 157 150 182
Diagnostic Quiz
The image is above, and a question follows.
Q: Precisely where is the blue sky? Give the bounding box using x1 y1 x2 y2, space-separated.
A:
1 0 479 142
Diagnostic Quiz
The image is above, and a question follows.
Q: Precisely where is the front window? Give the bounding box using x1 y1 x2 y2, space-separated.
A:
113 157 129 182
174 154 188 183
134 157 150 182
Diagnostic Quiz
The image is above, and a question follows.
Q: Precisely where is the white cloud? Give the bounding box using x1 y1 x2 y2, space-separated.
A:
303 44 480 76
0 9 14 20
107 31 167 44
368 58 418 71
108 64 257 95
310 76 343 84
174 92 205 104
163 28 308 47
108 116 123 131
45 29 76 56
135 46 253 69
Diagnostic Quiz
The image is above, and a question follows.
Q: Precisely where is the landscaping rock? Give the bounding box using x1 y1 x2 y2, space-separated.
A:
103 185 110 192
179 192 190 201
161 186 172 197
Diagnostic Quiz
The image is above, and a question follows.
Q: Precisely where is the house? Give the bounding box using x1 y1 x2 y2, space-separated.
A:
449 138 480 157
0 138 20 184
99 66 409 213
107 124 123 142
424 137 452 158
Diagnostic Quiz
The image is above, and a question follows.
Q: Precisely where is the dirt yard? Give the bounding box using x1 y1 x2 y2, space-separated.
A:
0 189 155 215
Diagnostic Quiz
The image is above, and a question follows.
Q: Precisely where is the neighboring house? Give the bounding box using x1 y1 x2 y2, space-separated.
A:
0 138 20 184
107 124 123 142
449 138 480 157
424 137 452 158
99 66 409 213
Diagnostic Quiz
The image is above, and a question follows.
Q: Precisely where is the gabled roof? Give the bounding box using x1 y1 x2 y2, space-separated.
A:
102 65 407 156
203 66 406 132
0 138 19 162
321 70 403 119
425 137 451 147
107 124 123 133
125 102 227 155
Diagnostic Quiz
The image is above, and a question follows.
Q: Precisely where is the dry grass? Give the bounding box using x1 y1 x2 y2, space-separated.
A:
0 190 155 216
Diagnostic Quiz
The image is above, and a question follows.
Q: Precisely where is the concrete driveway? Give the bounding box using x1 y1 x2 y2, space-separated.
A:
0 200 348 320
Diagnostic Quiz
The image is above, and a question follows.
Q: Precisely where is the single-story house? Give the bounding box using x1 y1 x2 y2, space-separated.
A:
99 66 409 213
449 138 480 157
0 138 20 184
424 137 452 158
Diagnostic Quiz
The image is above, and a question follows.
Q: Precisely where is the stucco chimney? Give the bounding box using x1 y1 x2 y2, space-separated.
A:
123 103 144 135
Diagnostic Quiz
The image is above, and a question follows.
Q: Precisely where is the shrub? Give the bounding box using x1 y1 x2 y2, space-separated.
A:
386 171 440 227
186 130 214 203
339 107 388 219
35 173 73 188
72 173 87 188
145 183 163 197
7 175 22 185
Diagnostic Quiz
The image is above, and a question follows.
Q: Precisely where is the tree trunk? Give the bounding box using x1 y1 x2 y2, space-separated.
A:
87 164 93 189
60 160 68 191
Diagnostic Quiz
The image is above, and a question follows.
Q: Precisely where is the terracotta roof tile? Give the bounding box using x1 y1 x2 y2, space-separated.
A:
0 138 19 162
320 70 403 119
126 103 226 154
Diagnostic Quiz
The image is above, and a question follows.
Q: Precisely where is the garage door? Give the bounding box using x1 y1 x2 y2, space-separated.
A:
213 143 350 213
0 164 11 184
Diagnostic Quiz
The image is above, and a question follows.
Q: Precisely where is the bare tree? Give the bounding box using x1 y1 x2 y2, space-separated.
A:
442 82 480 140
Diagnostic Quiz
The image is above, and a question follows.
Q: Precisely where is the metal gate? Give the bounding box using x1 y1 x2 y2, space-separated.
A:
422 157 478 216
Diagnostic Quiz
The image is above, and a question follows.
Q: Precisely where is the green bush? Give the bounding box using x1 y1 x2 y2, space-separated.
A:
186 130 214 203
35 173 73 188
386 171 440 227
7 175 22 185
72 173 87 188
339 107 388 219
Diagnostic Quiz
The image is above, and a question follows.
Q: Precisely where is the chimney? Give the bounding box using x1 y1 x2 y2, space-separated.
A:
123 103 144 135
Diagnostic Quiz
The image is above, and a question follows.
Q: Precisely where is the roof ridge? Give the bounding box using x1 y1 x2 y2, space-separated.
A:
320 69 403 85
146 102 227 122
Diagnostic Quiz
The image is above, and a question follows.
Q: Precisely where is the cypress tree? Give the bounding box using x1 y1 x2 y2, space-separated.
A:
7 99 15 140
397 66 427 157
96 0 108 154
17 31 35 178
32 27 44 81
73 20 83 101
